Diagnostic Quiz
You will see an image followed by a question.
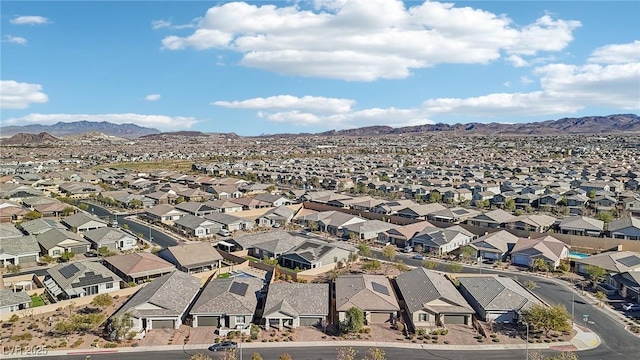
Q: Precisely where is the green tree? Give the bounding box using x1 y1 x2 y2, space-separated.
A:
381 245 396 262
309 221 319 232
279 354 292 360
521 304 570 336
24 211 42 220
40 254 55 265
6 264 21 274
362 259 381 272
587 190 596 199
109 313 132 342
343 307 365 334
91 294 113 309
422 259 438 270
459 245 476 260
531 258 548 272
584 265 607 288
59 251 75 262
121 223 129 230
78 203 89 211
364 348 387 360
505 199 516 211
62 207 75 216
595 212 613 223
98 246 112 257
336 347 358 360
447 263 463 273
395 260 410 272
357 243 371 257
595 291 607 307
129 199 143 209
428 192 442 203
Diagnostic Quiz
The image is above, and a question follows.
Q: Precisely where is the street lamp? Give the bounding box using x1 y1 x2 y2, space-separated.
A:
571 278 575 327
519 312 529 360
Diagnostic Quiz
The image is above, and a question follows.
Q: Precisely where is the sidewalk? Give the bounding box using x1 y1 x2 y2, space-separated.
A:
1 325 601 359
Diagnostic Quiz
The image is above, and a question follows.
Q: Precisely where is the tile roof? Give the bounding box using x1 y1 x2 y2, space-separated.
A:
159 242 222 268
263 282 329 318
114 271 201 318
190 277 264 315
511 236 568 262
395 267 473 315
103 252 175 277
470 230 519 254
335 274 400 312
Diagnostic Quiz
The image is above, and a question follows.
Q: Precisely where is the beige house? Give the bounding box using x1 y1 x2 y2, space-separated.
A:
511 236 569 269
335 274 400 327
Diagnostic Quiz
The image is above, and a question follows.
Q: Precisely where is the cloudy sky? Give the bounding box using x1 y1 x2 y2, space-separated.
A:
1 0 639 135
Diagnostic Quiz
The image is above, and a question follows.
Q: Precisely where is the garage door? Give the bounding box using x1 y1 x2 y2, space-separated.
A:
70 246 88 255
299 317 322 326
152 320 175 329
197 316 220 327
18 255 38 264
444 315 467 325
370 312 391 324
512 255 529 266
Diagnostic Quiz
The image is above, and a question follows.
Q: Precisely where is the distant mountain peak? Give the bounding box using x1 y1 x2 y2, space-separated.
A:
0 121 160 138
2 132 59 144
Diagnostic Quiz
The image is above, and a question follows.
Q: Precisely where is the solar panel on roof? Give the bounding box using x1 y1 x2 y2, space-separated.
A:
371 281 390 296
453 209 469 215
229 282 249 297
59 264 80 279
618 255 640 268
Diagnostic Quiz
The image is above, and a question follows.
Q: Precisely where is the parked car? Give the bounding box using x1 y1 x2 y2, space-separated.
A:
412 254 424 260
402 245 413 253
84 251 98 258
208 341 237 352
622 303 640 311
217 229 230 237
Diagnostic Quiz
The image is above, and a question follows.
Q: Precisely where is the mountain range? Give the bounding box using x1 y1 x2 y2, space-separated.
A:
0 114 638 143
0 121 159 138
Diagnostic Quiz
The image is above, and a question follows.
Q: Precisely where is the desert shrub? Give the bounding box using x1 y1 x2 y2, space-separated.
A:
104 343 118 348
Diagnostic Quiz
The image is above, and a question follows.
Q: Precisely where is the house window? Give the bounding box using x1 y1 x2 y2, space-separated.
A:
52 250 61 256
106 283 113 289
419 313 429 321
235 316 245 324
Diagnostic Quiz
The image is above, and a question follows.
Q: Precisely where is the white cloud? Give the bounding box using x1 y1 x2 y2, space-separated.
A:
213 95 354 113
145 94 161 101
503 81 511 87
421 62 640 116
10 16 50 25
161 0 580 81
520 76 533 85
0 80 48 109
2 113 198 130
588 40 640 64
506 55 529 67
2 35 27 45
151 18 201 30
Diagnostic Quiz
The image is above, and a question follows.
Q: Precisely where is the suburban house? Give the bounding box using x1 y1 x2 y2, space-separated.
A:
61 212 108 233
204 212 255 232
573 251 640 284
254 194 291 207
503 214 556 233
613 271 640 302
82 227 138 251
0 235 40 265
397 203 448 220
341 219 397 241
102 252 176 284
257 205 296 228
144 204 187 222
0 289 31 315
335 274 400 327
317 212 366 236
377 221 435 248
158 242 223 273
510 236 569 270
410 226 475 255
173 214 221 239
468 230 519 262
558 216 604 237
395 267 474 332
111 271 201 338
190 277 264 333
36 228 91 258
43 261 121 302
608 217 640 240
263 282 329 330
457 275 544 322
175 202 220 217
19 218 66 235
278 239 353 270
427 207 480 223
466 209 516 228
204 199 244 213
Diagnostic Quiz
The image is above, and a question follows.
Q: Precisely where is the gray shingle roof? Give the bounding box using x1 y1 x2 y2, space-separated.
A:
83 227 132 246
470 230 519 254
190 277 263 315
0 289 31 308
608 216 640 232
0 235 40 255
395 267 473 314
20 218 66 235
458 276 542 312
263 282 329 318
62 212 107 228
36 228 90 251
114 271 201 318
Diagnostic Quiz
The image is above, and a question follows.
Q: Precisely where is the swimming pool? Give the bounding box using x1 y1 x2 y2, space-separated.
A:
568 251 590 259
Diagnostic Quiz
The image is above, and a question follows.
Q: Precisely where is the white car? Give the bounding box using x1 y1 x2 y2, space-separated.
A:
622 303 640 311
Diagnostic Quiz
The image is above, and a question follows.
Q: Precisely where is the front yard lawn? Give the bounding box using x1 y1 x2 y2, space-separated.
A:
30 295 45 307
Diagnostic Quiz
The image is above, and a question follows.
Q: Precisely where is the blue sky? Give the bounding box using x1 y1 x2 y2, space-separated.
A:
1 0 639 135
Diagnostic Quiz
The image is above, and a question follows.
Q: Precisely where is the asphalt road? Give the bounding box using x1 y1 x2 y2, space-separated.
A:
85 202 178 249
